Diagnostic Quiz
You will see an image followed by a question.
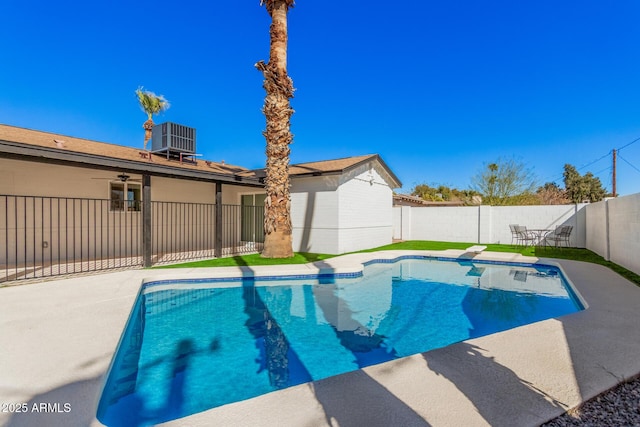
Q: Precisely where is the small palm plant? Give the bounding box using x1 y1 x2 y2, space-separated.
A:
135 87 170 151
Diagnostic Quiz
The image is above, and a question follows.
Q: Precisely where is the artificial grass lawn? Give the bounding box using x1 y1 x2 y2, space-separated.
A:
156 252 333 268
155 240 640 288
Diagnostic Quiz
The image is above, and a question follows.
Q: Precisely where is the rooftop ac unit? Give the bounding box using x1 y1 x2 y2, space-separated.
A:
151 122 196 158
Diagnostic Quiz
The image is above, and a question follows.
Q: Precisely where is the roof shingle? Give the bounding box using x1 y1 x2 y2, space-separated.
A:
0 124 248 176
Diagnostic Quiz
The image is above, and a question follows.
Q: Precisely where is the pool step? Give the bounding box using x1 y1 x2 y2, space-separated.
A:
465 245 487 254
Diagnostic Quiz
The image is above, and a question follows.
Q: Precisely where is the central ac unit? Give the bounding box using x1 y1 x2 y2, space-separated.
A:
151 122 196 157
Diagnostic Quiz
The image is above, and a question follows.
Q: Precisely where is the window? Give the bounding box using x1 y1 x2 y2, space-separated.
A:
110 182 141 211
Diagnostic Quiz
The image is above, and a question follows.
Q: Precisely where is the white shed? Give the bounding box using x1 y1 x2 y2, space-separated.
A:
287 155 402 254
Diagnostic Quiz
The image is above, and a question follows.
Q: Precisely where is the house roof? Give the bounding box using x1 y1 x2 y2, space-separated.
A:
0 124 401 188
393 193 427 206
244 154 403 188
0 124 261 186
393 194 465 206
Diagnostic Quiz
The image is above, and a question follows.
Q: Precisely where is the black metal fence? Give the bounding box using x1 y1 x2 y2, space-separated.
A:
150 202 264 264
0 195 265 283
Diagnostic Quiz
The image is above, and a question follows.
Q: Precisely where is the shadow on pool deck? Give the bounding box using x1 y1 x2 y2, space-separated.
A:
423 342 565 426
4 375 103 427
311 369 432 427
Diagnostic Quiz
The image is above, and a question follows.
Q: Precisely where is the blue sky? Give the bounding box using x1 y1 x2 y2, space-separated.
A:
2 1 640 196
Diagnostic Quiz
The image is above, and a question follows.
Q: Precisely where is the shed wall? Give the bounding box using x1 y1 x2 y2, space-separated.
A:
290 175 340 254
337 163 394 253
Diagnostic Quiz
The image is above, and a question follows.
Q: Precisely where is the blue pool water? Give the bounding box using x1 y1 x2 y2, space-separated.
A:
97 257 584 426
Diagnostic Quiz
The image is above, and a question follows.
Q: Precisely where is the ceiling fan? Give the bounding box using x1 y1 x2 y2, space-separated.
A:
91 173 142 182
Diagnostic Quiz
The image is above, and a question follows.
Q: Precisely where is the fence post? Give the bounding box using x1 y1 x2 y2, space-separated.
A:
142 174 152 267
215 182 223 258
400 205 411 241
605 199 611 261
478 205 492 244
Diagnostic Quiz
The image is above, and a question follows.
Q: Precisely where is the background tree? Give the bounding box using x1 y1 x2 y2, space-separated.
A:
508 192 541 205
536 182 570 205
411 183 480 204
583 172 607 201
563 164 606 203
562 164 583 203
471 158 537 205
411 183 447 201
256 0 295 258
135 87 170 151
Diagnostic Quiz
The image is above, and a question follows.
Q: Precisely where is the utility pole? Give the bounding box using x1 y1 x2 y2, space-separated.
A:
612 149 617 197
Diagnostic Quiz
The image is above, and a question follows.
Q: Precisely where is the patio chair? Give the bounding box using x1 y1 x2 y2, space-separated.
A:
509 224 520 246
543 225 573 248
514 225 536 247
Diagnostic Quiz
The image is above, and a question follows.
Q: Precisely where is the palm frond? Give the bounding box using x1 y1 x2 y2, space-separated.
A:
135 86 170 119
260 0 295 11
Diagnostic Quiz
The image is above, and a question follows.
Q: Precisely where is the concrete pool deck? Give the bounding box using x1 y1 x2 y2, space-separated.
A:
1 250 640 427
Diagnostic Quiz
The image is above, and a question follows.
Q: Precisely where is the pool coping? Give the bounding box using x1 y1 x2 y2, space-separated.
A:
1 250 640 427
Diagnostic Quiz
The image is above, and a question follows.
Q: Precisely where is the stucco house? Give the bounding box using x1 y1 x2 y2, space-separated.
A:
0 124 400 280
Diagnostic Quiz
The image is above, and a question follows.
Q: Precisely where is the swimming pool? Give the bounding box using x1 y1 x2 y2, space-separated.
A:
97 256 584 426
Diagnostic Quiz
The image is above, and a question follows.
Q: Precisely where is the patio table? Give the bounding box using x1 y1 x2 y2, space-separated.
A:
527 229 552 246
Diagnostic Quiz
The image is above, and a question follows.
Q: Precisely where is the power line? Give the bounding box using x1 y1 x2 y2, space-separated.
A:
543 134 640 185
542 150 611 184
593 165 611 176
617 136 640 152
618 153 640 175
595 166 613 192
590 165 613 193
576 151 611 172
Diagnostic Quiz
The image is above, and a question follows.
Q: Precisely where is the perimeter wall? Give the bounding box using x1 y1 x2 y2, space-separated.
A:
584 193 640 276
393 194 640 276
393 204 588 247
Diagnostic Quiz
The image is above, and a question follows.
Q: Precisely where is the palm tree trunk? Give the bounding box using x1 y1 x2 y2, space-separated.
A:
256 0 295 258
143 118 154 151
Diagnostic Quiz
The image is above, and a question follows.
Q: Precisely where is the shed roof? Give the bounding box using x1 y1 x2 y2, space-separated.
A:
245 154 402 188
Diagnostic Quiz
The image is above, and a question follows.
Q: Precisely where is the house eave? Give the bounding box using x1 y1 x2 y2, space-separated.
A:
0 139 263 187
344 154 402 188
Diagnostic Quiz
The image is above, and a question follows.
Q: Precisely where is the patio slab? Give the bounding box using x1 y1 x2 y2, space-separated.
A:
1 250 640 427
